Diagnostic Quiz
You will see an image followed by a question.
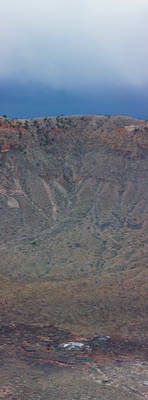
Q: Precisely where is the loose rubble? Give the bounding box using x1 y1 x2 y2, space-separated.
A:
58 341 91 352
91 335 111 343
58 335 111 353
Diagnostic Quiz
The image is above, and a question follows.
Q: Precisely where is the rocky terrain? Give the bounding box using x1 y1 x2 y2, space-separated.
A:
0 114 148 398
0 323 148 399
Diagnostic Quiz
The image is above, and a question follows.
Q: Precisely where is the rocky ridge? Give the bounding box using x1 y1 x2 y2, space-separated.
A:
0 114 148 341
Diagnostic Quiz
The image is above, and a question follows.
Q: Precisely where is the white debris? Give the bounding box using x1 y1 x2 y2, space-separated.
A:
59 342 87 351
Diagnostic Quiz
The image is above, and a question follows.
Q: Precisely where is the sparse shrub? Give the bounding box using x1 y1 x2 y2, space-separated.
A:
31 240 38 246
24 120 29 130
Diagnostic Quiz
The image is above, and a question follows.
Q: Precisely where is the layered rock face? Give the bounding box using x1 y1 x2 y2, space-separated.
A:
0 115 148 339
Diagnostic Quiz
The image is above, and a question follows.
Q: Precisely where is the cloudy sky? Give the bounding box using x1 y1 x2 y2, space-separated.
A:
0 0 148 118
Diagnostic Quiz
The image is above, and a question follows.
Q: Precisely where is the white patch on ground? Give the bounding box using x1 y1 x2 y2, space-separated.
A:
7 197 19 208
42 179 57 221
126 125 137 132
59 342 85 351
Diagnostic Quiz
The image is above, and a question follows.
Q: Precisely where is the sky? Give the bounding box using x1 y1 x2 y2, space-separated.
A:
0 0 148 118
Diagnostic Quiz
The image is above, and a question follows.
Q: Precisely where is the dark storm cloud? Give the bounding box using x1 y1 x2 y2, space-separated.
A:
0 0 148 89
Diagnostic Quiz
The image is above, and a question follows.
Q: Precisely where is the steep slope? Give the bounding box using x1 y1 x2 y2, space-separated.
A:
0 114 148 339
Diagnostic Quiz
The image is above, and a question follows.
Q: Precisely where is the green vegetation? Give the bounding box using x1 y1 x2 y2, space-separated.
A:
24 120 29 129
